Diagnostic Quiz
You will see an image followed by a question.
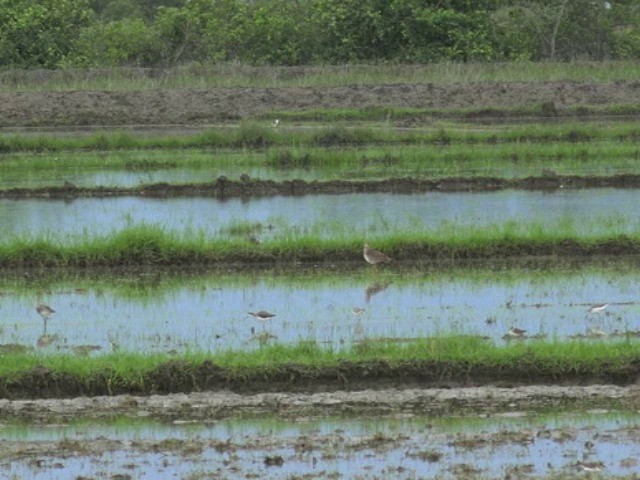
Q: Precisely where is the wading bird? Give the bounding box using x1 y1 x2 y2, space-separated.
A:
363 243 392 265
36 301 55 335
503 327 526 339
587 303 609 315
271 119 280 128
36 302 55 322
248 311 276 322
576 461 605 472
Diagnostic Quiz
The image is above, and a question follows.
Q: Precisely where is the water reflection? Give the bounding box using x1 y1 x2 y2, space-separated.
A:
1 410 640 479
0 263 639 353
1 189 640 241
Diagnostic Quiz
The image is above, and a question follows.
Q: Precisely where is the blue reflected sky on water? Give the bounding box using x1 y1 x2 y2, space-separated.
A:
2 410 639 479
1 188 640 241
0 265 639 353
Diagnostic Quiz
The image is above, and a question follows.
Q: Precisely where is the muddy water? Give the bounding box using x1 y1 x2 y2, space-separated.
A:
2 263 639 353
2 188 640 241
2 409 639 479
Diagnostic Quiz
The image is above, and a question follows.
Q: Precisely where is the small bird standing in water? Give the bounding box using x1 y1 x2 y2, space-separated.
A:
587 303 609 315
503 327 526 339
363 243 392 265
576 461 605 472
248 311 276 322
36 302 55 321
36 301 55 335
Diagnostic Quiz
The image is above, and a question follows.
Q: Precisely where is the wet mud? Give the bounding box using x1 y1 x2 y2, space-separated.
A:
3 174 640 200
1 384 639 423
5 415 640 479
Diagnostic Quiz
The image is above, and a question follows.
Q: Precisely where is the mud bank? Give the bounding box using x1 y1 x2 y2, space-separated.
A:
3 174 640 200
2 81 640 127
1 385 639 423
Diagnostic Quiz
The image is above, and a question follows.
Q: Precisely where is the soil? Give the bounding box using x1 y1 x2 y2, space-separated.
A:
3 175 640 200
1 384 638 423
2 358 640 401
2 80 640 127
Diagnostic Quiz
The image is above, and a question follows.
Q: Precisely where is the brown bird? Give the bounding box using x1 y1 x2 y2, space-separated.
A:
36 302 55 321
363 243 392 265
248 311 276 322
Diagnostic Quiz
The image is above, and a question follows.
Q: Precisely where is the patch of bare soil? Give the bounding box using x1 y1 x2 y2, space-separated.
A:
1 385 638 423
2 81 640 127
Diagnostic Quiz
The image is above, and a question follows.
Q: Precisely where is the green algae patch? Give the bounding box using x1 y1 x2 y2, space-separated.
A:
0 337 639 399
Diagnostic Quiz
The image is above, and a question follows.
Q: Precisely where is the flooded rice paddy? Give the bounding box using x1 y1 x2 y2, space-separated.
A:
2 262 640 354
2 408 640 478
2 188 640 241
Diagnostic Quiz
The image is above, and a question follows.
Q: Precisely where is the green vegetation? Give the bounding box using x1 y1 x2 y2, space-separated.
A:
1 221 640 267
1 0 640 69
4 120 640 188
6 62 640 92
4 120 640 154
1 337 639 397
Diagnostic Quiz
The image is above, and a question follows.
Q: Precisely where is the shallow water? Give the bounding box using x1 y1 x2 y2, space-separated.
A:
1 188 640 241
1 263 639 353
1 409 639 479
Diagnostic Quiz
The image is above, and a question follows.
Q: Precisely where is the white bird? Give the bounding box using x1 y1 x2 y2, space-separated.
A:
271 119 280 128
587 303 609 314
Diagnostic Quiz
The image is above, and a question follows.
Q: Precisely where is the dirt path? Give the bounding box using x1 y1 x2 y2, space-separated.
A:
2 81 640 127
3 384 639 422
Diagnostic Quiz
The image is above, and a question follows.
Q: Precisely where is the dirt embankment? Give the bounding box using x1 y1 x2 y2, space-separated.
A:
2 385 639 423
2 358 640 401
2 81 640 127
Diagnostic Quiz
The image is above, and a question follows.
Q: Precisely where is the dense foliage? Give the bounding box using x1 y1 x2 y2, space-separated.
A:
0 0 639 68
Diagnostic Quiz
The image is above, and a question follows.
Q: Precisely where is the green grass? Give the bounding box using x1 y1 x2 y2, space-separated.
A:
4 125 640 188
3 120 640 155
1 220 640 267
3 62 640 92
0 337 639 397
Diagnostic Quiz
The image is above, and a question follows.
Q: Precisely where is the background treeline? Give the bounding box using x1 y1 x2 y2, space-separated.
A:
1 0 639 68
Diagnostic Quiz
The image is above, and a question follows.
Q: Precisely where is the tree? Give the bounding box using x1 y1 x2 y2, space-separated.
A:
0 0 93 67
77 18 157 66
